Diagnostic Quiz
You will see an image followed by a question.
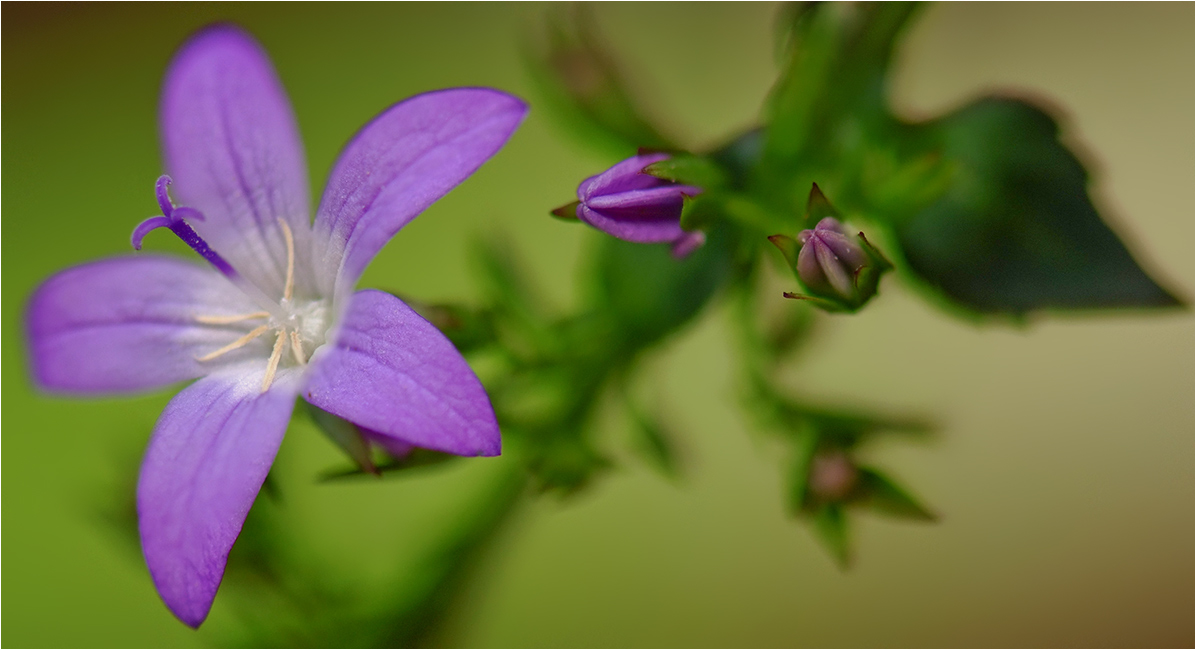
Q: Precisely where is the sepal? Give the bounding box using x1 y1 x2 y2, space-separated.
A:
304 402 377 475
642 154 728 190
550 201 581 220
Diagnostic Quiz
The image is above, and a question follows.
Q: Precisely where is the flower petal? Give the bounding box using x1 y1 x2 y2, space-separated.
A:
26 255 265 394
312 88 527 296
160 25 312 297
578 204 686 243
578 153 671 199
137 365 301 628
304 289 500 457
584 185 700 220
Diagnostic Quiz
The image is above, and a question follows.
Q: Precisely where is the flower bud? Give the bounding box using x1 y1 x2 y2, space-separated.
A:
769 184 891 311
808 449 859 502
797 217 871 300
556 153 705 258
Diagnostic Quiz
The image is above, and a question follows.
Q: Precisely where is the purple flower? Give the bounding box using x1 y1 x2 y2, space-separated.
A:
25 25 526 627
574 153 705 257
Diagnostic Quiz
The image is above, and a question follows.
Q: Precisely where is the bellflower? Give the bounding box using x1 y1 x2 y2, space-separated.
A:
25 25 526 627
567 153 705 258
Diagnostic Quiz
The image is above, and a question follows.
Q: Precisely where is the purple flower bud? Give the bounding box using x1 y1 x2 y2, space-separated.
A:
573 153 705 257
797 217 871 301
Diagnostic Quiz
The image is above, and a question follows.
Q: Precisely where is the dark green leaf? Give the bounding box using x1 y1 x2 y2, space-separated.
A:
855 466 936 522
894 97 1181 314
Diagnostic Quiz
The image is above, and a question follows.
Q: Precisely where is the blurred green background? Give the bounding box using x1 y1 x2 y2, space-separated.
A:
3 2 1192 646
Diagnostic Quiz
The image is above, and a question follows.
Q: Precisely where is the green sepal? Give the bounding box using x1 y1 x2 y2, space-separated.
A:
782 291 850 313
642 154 727 190
804 182 841 227
677 193 719 233
550 201 581 220
319 448 460 482
855 466 936 522
622 387 681 479
767 233 800 269
303 402 377 476
786 430 821 514
811 503 851 569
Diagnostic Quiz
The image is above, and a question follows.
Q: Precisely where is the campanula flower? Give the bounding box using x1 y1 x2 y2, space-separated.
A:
568 153 705 257
25 25 526 627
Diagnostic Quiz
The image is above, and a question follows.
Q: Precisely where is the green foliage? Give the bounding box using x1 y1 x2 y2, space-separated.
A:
523 5 676 158
590 221 737 350
891 97 1182 314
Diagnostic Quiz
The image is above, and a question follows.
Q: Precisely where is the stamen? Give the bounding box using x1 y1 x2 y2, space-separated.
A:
289 330 307 365
277 218 295 302
195 324 270 362
262 330 287 392
194 311 271 325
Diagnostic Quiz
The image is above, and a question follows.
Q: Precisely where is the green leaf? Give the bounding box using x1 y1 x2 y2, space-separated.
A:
810 503 851 569
894 97 1182 315
304 402 377 476
590 221 736 349
855 467 936 522
643 154 728 190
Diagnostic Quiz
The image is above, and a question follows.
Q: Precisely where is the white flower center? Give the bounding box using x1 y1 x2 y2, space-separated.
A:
192 219 332 391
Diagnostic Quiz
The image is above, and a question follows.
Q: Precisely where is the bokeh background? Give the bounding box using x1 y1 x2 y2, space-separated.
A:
3 2 1192 646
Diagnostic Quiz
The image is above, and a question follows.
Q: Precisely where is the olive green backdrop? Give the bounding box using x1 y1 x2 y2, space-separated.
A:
3 3 1192 647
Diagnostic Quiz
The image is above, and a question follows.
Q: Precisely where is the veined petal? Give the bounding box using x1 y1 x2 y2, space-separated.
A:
137 365 301 628
27 255 265 394
313 88 527 297
303 289 500 457
578 152 670 199
160 25 313 298
584 185 700 220
578 204 686 244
